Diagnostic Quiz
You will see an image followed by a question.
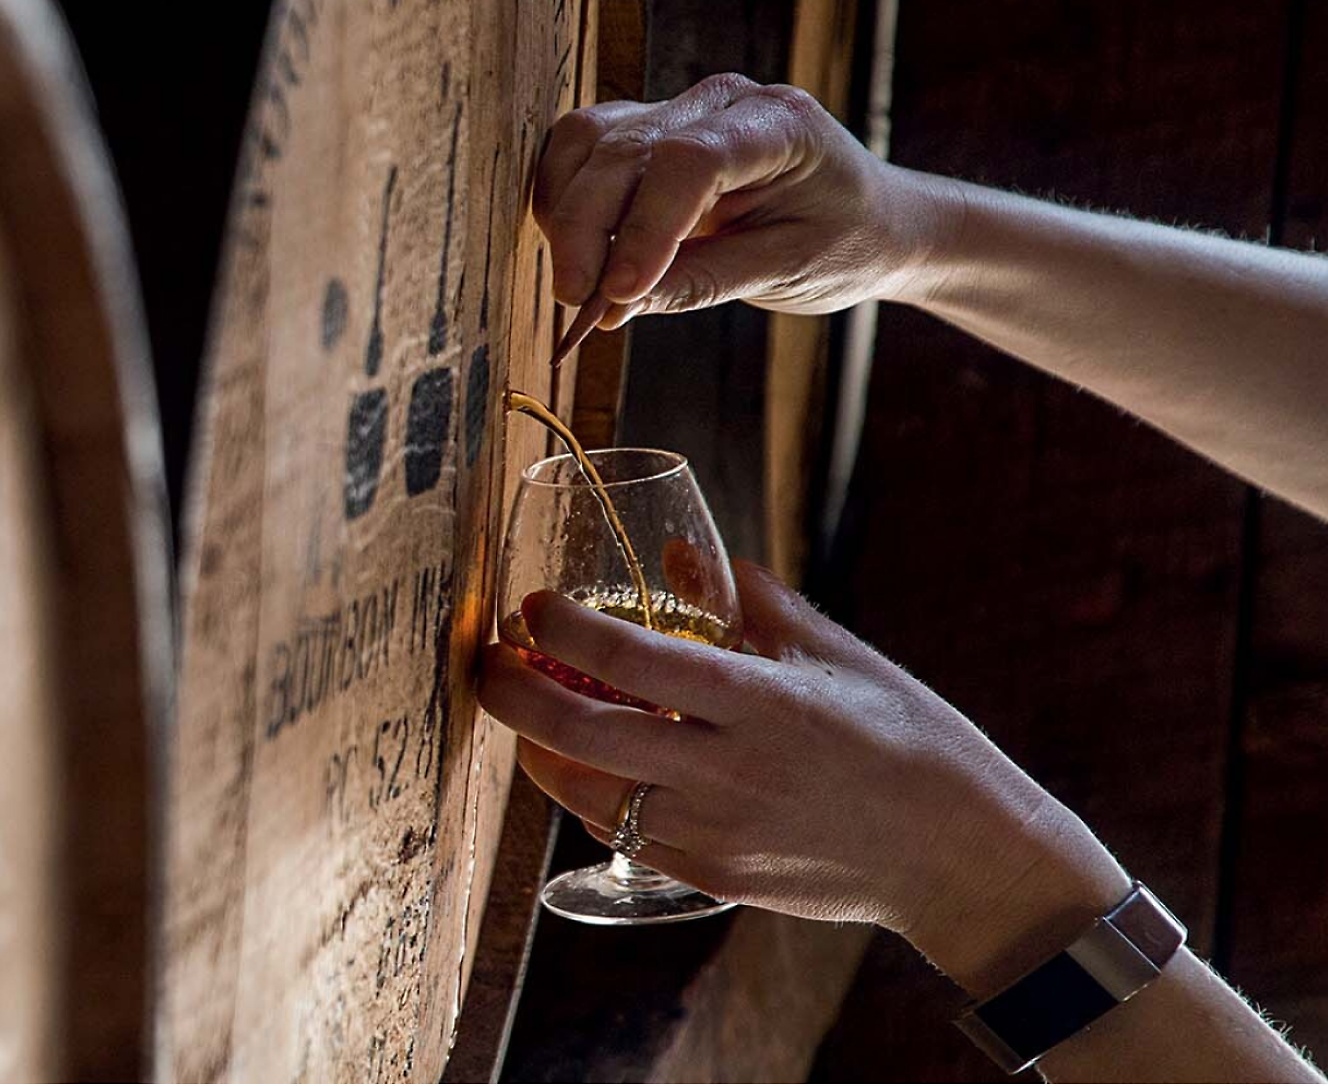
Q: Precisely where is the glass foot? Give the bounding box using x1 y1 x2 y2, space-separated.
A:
540 853 736 926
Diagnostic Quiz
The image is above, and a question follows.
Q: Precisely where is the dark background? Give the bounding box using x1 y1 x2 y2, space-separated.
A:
54 0 1328 1079
55 1 270 530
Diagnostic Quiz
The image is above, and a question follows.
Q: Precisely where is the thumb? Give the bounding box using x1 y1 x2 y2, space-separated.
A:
732 560 866 667
600 227 804 328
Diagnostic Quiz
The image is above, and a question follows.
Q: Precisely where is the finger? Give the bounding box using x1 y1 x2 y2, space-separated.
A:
518 740 692 849
477 641 706 780
543 74 758 303
730 560 870 667
518 739 630 831
597 298 644 331
534 101 652 228
520 591 767 722
580 819 697 877
627 223 809 316
598 90 824 305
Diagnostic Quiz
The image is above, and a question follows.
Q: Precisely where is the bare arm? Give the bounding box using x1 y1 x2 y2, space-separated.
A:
521 75 1328 1081
538 73 1328 519
478 567 1323 1083
895 181 1328 518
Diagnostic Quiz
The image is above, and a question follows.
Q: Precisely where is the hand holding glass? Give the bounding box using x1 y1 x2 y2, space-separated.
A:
497 448 742 924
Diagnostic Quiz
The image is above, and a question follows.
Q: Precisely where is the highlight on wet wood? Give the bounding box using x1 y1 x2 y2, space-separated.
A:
157 0 596 1080
0 0 172 1079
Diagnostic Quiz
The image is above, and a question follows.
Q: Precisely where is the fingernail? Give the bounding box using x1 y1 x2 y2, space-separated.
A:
520 590 562 639
602 262 640 302
602 300 646 331
555 268 593 305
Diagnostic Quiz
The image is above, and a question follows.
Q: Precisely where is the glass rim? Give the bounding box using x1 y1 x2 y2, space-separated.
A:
520 447 689 489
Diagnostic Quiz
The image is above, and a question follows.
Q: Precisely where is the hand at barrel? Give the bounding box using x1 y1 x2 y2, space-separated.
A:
478 561 1129 986
535 73 942 326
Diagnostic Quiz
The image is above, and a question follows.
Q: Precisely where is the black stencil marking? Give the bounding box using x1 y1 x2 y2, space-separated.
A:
287 6 311 59
275 46 302 88
428 104 464 356
480 147 500 331
365 165 398 378
555 40 573 87
322 278 349 350
264 80 292 153
464 344 490 467
404 368 453 496
344 389 389 519
535 245 545 322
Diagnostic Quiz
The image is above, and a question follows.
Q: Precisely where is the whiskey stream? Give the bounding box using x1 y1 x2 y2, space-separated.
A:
504 390 655 630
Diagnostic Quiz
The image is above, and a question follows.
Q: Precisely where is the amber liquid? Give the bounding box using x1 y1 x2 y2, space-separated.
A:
500 591 739 718
506 390 655 630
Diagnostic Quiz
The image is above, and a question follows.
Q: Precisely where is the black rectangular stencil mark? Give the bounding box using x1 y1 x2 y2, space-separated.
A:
345 388 389 519
464 344 490 467
405 368 454 496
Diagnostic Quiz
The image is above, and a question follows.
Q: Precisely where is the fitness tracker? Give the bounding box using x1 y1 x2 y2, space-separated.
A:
954 882 1187 1073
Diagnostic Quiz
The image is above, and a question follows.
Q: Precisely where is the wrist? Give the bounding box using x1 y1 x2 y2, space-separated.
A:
872 165 970 308
903 781 1132 999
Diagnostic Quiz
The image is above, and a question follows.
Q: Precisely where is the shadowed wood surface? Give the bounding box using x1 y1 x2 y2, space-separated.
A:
157 1 595 1080
815 0 1319 1080
571 0 646 452
764 0 860 586
0 0 171 1078
507 4 881 1081
1222 0 1328 1059
0 173 62 1086
618 0 794 565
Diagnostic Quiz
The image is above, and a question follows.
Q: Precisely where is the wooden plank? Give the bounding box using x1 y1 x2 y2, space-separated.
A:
0 2 171 1079
617 0 794 563
570 1 646 451
813 0 1285 1079
570 324 632 448
157 1 595 1080
765 0 858 585
506 4 798 1080
1223 0 1328 1060
508 4 872 1081
439 777 557 1085
646 913 872 1083
0 187 62 1086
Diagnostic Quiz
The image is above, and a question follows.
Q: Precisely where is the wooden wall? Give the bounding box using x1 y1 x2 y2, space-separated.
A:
815 0 1328 1079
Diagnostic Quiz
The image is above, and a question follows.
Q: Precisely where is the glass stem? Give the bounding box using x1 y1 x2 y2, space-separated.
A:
609 852 658 886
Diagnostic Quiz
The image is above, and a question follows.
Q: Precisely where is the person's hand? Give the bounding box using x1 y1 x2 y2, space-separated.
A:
477 561 1129 993
534 73 947 326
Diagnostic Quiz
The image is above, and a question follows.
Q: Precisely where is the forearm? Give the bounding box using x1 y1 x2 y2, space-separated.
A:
884 171 1328 518
903 772 1322 1082
1041 949 1322 1083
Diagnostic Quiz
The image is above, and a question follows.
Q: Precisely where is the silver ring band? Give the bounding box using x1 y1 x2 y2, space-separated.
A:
610 781 653 858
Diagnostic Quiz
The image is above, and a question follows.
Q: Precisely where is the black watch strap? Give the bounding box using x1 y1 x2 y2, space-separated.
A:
954 882 1186 1074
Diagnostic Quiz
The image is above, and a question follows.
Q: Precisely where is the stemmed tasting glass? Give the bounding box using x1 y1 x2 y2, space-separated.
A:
497 447 742 924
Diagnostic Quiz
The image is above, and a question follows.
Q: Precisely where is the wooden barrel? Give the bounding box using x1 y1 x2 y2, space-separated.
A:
156 1 597 1080
0 0 172 1079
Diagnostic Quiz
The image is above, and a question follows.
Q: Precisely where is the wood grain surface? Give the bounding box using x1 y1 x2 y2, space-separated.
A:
1221 0 1328 1059
157 1 595 1080
815 0 1297 1079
